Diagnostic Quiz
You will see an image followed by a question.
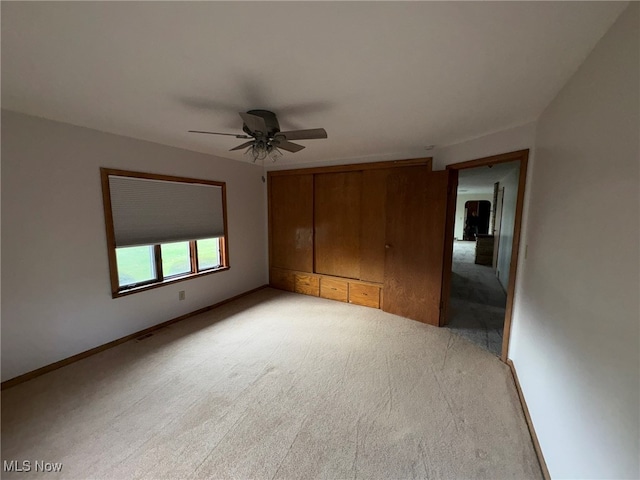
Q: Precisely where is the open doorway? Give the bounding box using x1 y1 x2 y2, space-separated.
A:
444 150 529 361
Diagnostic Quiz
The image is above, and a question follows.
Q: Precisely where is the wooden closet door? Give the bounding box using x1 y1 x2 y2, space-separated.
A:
269 174 314 272
359 169 391 283
360 166 432 283
383 169 455 326
314 171 362 279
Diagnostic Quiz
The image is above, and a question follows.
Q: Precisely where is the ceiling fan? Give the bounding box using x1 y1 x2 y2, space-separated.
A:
189 110 327 162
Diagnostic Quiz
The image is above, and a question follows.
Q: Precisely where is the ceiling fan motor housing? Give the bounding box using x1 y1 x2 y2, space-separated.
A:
189 109 326 155
243 109 280 137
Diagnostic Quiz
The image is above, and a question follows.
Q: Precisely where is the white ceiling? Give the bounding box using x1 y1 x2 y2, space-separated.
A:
458 160 520 194
1 2 626 169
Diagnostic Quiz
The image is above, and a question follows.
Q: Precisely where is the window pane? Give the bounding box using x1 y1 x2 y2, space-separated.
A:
116 245 156 287
197 238 221 270
161 241 191 278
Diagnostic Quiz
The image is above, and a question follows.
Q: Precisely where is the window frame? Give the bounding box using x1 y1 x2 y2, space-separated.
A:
100 168 230 298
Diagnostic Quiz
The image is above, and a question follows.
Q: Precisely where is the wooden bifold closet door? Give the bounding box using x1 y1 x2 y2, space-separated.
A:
269 174 314 272
359 166 439 285
359 168 393 284
314 171 362 279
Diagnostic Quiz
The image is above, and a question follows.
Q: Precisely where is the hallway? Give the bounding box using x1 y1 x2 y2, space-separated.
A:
446 241 506 356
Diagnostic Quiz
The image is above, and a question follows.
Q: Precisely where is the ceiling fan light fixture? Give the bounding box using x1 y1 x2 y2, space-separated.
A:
245 143 268 163
191 110 327 164
269 147 283 163
245 138 283 163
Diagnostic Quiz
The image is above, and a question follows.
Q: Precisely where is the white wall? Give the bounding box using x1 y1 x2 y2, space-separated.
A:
1 110 269 381
432 122 536 171
453 193 494 240
509 4 639 479
495 166 519 290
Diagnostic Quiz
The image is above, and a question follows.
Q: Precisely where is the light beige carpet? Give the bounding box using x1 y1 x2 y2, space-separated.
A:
1 288 542 479
447 241 507 356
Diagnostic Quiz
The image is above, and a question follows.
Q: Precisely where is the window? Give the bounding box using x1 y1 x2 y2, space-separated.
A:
116 245 157 286
101 169 229 297
161 241 191 278
196 237 222 271
114 238 225 290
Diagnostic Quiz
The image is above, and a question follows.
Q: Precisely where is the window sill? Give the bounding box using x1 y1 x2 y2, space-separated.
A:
112 266 230 298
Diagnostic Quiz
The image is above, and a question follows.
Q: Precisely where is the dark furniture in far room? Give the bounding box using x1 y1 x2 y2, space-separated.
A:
475 234 494 265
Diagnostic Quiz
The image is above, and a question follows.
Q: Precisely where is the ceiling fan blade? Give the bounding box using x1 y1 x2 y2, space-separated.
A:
278 128 327 141
239 112 267 134
229 140 255 151
274 139 305 153
189 130 251 139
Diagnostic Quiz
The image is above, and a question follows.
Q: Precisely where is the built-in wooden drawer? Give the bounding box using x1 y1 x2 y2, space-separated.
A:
270 268 294 292
294 273 320 296
349 283 381 308
320 277 348 302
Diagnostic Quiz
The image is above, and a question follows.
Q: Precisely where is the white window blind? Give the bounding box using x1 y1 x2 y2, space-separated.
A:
108 175 225 247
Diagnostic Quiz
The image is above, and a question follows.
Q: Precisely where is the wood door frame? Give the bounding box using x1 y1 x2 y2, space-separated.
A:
492 184 505 270
446 149 529 362
439 169 458 327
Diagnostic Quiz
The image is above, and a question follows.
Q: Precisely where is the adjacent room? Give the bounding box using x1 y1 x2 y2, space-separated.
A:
446 160 521 357
2 2 638 479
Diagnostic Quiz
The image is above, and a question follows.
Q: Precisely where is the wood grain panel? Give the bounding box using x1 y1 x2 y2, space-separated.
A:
270 268 295 292
294 273 320 296
383 170 451 325
314 172 362 279
359 168 391 283
439 170 458 326
268 158 432 177
348 283 380 308
320 277 349 302
269 174 314 272
360 166 431 283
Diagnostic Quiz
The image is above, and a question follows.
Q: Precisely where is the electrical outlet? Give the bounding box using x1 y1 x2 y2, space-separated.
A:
178 290 185 301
